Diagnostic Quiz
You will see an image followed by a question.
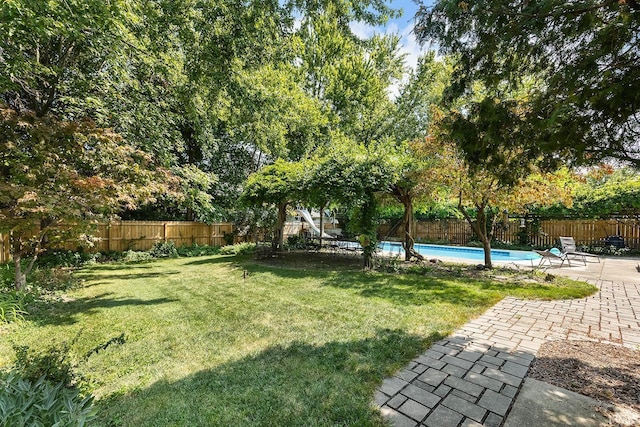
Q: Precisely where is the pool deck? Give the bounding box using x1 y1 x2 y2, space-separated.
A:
376 255 640 427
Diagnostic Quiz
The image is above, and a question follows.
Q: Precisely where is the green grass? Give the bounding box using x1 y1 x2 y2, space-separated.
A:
0 253 597 426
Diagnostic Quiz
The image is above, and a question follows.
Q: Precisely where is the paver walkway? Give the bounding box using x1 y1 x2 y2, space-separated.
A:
375 278 640 427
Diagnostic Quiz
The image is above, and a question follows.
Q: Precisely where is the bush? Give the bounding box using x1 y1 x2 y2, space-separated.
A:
581 244 632 256
11 341 83 390
1 338 98 423
286 235 305 250
373 254 403 273
176 243 221 257
29 267 79 292
0 372 97 427
0 264 14 291
223 231 234 246
219 242 256 255
149 241 178 258
36 250 92 268
121 250 154 263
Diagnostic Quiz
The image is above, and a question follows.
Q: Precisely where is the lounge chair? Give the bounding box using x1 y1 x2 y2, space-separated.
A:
533 249 570 268
558 236 600 264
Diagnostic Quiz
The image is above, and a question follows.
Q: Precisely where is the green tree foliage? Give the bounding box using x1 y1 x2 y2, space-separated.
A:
415 0 640 167
533 167 640 218
106 0 293 220
0 0 134 117
378 54 453 260
242 160 307 250
292 2 403 142
231 64 330 161
429 107 573 268
306 140 397 267
389 53 453 143
440 91 539 186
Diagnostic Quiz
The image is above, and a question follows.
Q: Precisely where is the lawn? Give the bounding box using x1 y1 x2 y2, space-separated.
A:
0 253 597 426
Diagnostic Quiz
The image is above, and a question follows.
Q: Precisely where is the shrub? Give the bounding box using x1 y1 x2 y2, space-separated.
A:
176 243 221 257
87 251 125 263
223 231 234 246
121 250 154 263
373 254 403 273
582 244 632 256
29 267 79 292
0 372 97 427
36 250 92 268
149 241 178 258
219 242 256 255
286 235 305 250
0 264 14 291
11 341 83 389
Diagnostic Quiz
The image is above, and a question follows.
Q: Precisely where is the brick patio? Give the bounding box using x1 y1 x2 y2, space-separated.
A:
375 276 640 427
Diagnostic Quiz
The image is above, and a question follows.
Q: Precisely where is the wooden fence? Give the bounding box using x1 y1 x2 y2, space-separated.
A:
530 219 640 249
0 221 233 262
380 218 640 250
2 218 639 263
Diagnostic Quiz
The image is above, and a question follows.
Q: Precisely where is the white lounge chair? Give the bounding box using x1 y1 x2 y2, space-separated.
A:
558 236 600 264
533 249 570 268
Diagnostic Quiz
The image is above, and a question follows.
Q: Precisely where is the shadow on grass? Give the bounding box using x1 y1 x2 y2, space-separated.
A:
77 264 181 283
238 252 597 303
33 292 178 326
95 329 441 427
182 255 244 266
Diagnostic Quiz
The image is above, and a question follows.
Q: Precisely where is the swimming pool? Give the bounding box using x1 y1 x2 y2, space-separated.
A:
378 241 540 262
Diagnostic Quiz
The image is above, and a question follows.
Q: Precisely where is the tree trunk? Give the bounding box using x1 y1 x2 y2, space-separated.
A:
274 202 287 251
360 192 377 269
475 207 493 269
13 254 26 291
10 232 42 290
458 204 493 269
401 194 417 261
394 186 423 262
318 203 326 249
481 236 492 268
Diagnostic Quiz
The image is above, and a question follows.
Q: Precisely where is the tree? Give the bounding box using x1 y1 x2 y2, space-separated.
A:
0 0 134 118
531 166 640 218
306 140 396 268
241 160 306 250
389 53 453 143
0 1 181 289
0 106 170 289
104 0 295 221
414 0 640 167
380 54 453 260
383 138 452 261
429 107 573 268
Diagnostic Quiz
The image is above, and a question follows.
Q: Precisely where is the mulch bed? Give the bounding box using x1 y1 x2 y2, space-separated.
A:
529 340 640 426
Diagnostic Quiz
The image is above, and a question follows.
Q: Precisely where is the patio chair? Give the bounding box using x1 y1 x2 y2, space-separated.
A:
558 236 600 264
532 249 570 268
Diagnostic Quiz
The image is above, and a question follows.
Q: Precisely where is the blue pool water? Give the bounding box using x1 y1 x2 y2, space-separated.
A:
378 241 540 262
